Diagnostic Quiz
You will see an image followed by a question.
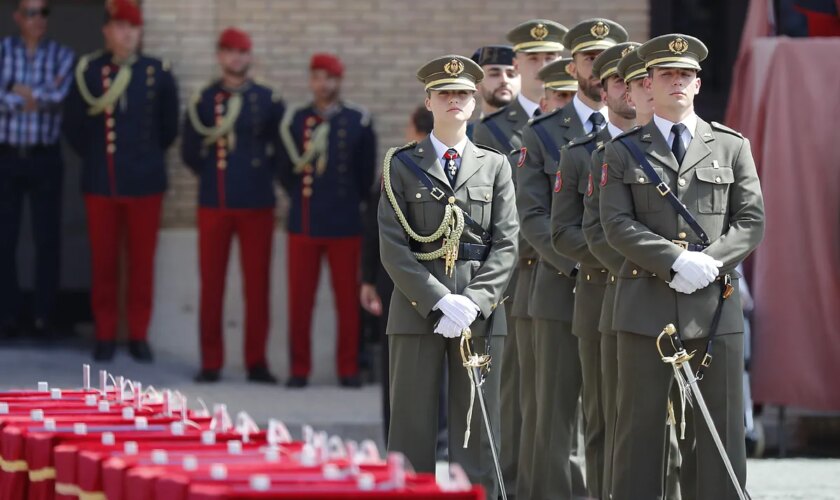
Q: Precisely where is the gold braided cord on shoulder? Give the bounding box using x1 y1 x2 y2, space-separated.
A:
74 54 134 116
279 106 330 176
382 144 464 275
187 88 243 148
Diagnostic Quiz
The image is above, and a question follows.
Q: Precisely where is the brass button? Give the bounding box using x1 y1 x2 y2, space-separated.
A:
527 259 534 265
638 176 646 183
600 269 607 273
302 187 313 197
106 118 115 128
632 269 638 276
678 178 686 187
448 196 456 204
715 176 722 184
217 149 227 159
103 78 112 87
102 66 111 76
107 131 116 141
146 66 155 75
415 193 422 199
217 137 227 147
610 276 616 282
106 144 116 154
215 105 225 114
678 232 687 239
303 176 313 185
484 193 491 201
217 160 227 169
410 301 417 307
586 274 591 281
304 165 313 174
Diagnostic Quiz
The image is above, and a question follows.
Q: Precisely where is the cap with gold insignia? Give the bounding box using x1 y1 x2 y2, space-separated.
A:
416 55 484 92
506 20 568 53
563 18 629 55
537 58 577 92
637 33 708 71
593 42 641 81
616 43 646 82
473 45 515 67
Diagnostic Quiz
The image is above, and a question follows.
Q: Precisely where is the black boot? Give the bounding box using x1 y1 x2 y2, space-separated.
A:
247 365 278 384
128 340 154 363
339 374 362 388
93 340 116 361
194 369 221 383
285 376 308 388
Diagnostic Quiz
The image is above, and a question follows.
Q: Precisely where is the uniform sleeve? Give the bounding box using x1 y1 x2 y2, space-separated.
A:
180 100 203 174
552 146 601 267
703 138 765 267
158 65 179 150
584 149 622 274
378 158 451 318
361 188 381 285
61 72 89 157
600 141 683 278
516 126 578 275
355 116 377 198
462 156 520 319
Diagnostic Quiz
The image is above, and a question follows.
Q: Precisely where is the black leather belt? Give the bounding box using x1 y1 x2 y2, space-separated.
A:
671 240 709 252
411 241 491 262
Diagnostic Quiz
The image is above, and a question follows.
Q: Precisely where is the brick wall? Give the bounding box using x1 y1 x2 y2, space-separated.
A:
141 0 649 227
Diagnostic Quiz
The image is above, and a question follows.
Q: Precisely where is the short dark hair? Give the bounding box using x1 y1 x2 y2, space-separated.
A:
411 104 434 135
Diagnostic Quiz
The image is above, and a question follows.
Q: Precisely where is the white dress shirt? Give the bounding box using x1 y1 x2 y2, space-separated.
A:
573 94 609 134
517 93 541 119
653 113 697 151
429 131 469 170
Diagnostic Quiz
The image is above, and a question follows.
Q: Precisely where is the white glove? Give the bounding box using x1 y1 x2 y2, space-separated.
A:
434 294 481 330
434 316 463 338
669 271 699 294
672 251 723 290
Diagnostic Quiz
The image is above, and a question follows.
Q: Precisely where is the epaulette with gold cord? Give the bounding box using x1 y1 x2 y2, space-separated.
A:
187 80 242 148
382 141 465 277
74 50 133 116
279 104 329 176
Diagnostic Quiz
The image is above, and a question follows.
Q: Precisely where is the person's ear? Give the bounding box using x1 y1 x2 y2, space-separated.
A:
424 96 432 112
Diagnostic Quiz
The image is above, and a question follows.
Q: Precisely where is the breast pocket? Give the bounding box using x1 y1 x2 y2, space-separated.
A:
694 166 734 214
623 166 667 213
467 185 493 229
404 184 443 232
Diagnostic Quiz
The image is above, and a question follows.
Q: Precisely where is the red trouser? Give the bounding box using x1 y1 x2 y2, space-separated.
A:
198 208 274 370
287 234 361 378
84 194 162 341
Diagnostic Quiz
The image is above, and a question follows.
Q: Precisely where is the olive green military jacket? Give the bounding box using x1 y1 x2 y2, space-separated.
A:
600 118 765 339
517 103 583 322
378 137 519 336
474 98 539 318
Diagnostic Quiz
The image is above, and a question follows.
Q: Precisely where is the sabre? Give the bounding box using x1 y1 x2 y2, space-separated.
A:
657 324 750 500
459 327 507 500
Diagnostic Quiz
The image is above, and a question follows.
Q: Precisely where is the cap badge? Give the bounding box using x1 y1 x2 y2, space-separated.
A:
530 23 549 41
669 37 689 55
444 58 464 77
621 45 635 57
591 21 610 39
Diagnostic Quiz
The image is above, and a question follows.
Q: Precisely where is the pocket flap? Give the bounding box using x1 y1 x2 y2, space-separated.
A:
467 186 493 203
695 166 734 184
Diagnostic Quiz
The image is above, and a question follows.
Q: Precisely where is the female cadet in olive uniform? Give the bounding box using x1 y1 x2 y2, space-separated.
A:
378 55 519 498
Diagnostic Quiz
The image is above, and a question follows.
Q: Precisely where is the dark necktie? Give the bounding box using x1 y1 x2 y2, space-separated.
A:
533 108 542 118
443 148 460 186
671 123 687 165
589 112 606 133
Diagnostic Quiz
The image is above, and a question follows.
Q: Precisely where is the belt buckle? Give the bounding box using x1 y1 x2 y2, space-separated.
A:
701 353 713 367
672 239 689 250
656 182 671 196
430 187 445 201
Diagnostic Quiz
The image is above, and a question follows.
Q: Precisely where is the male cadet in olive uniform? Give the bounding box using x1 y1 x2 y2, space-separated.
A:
182 28 284 384
600 34 764 500
516 18 626 500
552 41 639 499
472 20 565 499
63 0 179 362
468 46 518 140
379 55 518 499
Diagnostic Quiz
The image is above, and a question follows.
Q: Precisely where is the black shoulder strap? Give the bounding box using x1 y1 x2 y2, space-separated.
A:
617 137 710 245
395 151 491 243
532 122 560 163
583 141 597 155
483 120 513 153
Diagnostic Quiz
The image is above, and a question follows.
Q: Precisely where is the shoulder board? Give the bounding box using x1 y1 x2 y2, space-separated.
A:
480 106 507 123
529 109 559 126
567 132 597 149
710 121 743 138
474 143 503 155
595 142 607 152
343 101 372 127
613 125 642 141
393 141 417 155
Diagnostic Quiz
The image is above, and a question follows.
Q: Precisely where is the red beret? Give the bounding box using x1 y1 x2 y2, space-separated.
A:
310 53 344 78
107 0 142 27
218 28 252 52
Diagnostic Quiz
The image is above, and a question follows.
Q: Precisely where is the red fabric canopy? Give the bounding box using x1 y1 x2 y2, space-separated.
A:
725 33 840 410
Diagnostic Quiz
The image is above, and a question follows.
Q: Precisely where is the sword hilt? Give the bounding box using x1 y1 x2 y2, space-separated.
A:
657 323 695 366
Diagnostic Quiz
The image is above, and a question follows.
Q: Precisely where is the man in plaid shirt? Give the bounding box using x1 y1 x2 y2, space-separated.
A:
0 0 74 337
